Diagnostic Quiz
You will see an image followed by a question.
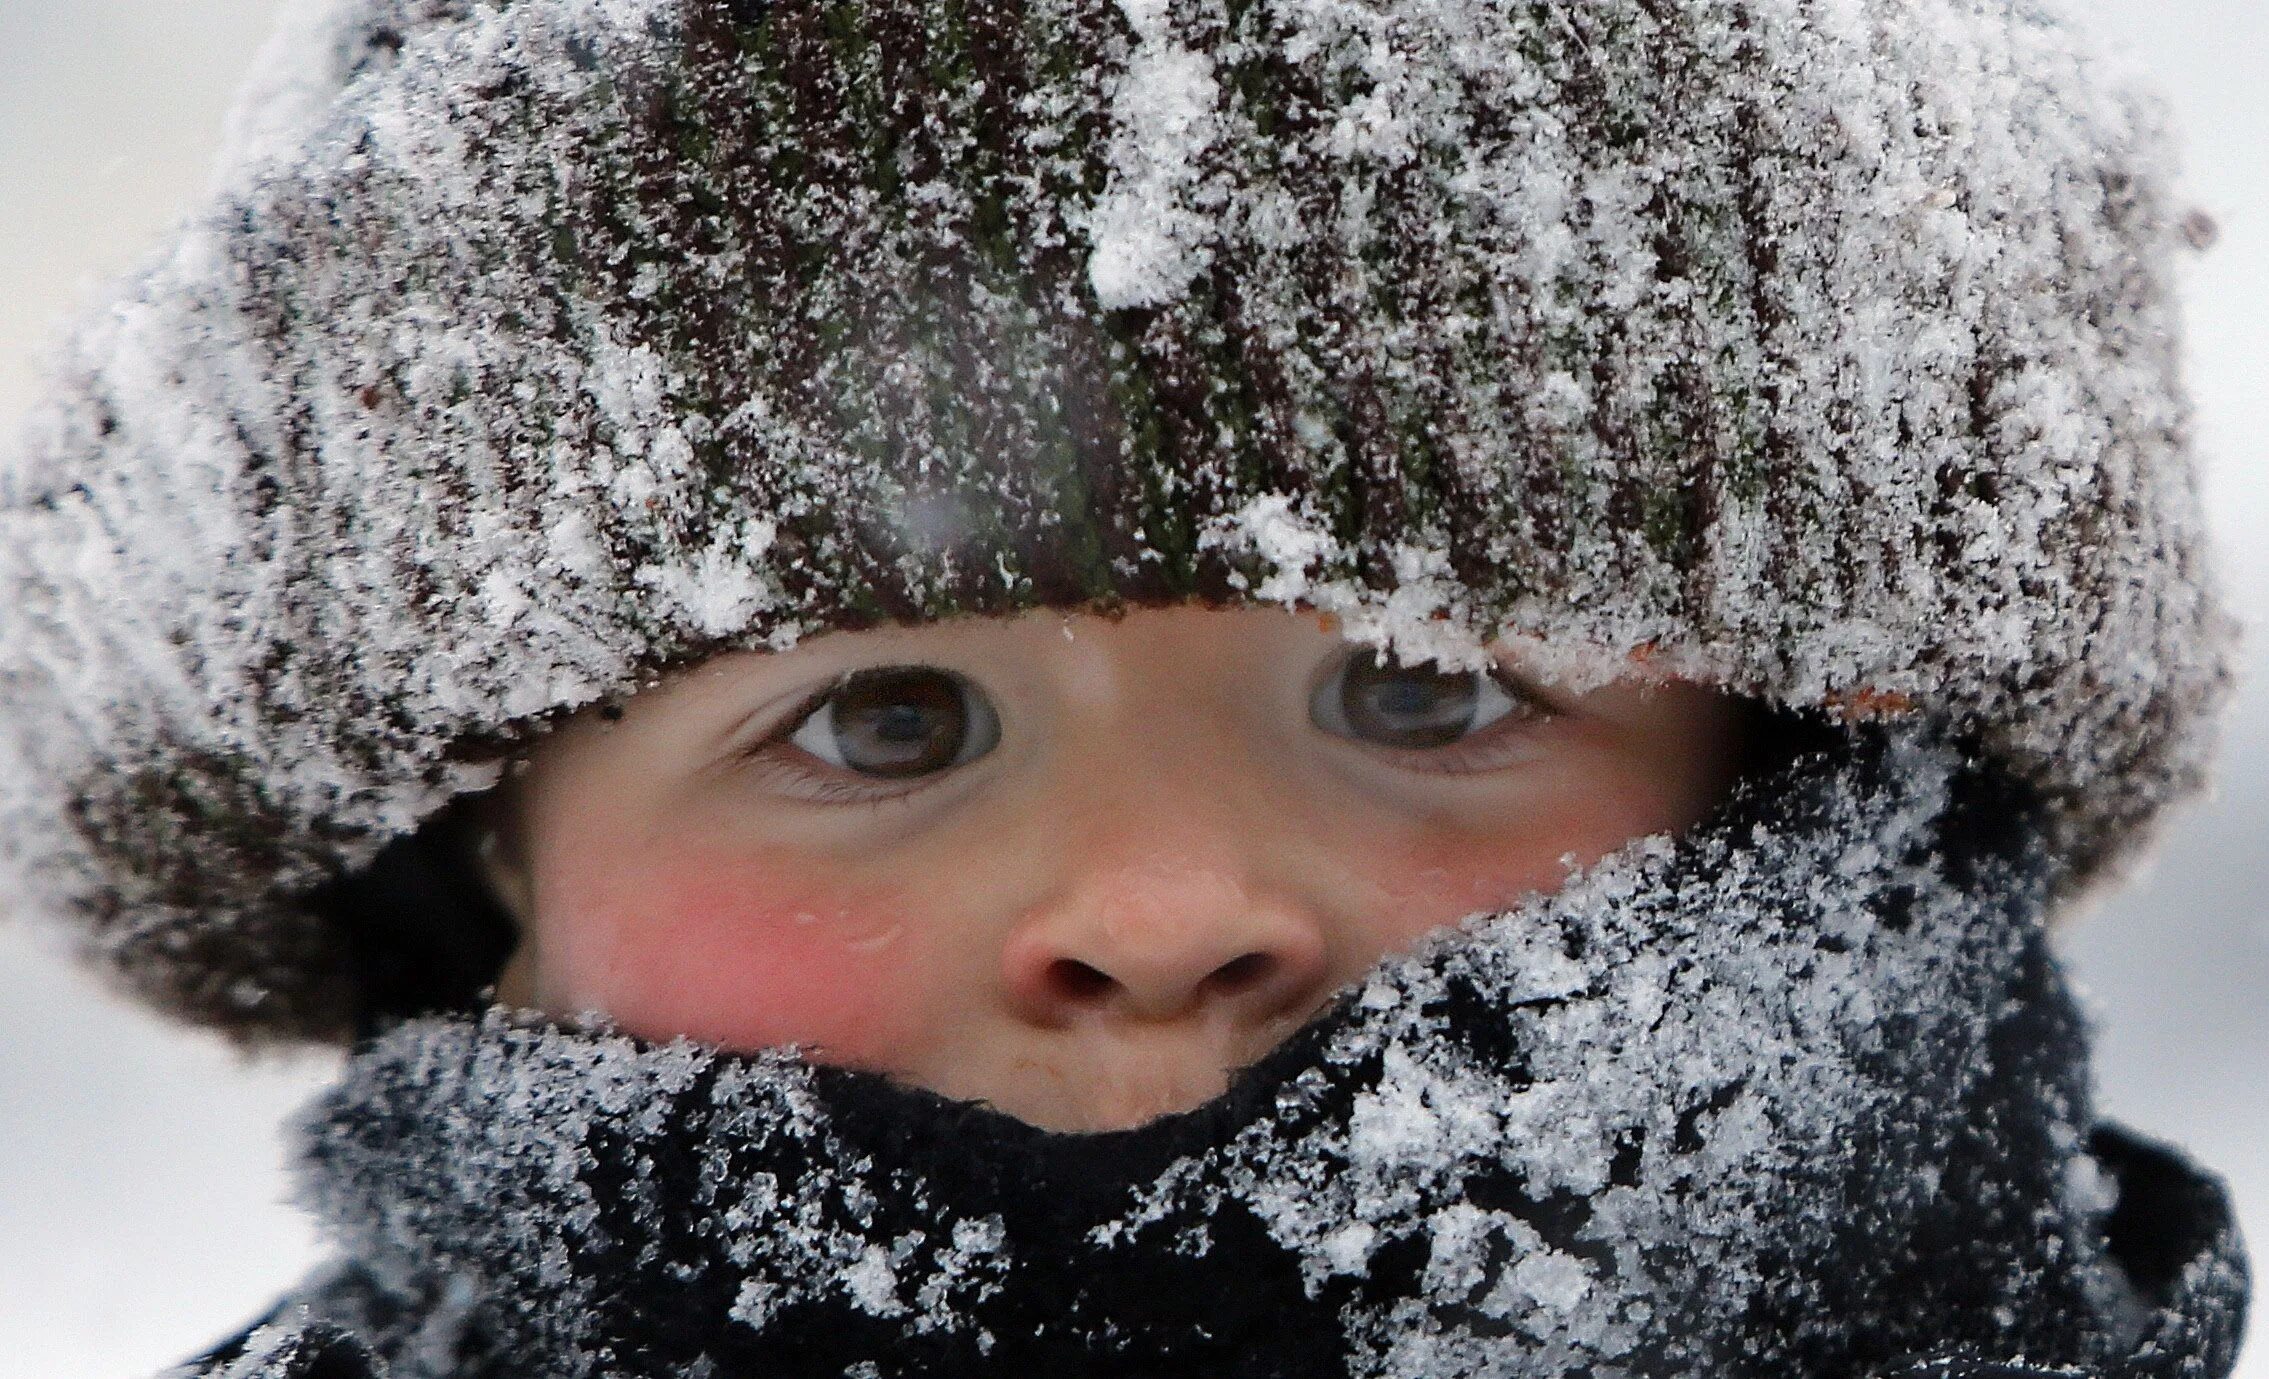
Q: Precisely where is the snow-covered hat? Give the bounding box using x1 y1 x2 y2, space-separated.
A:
0 0 2229 1041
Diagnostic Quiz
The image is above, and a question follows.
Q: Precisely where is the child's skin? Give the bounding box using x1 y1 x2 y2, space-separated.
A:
477 605 1745 1133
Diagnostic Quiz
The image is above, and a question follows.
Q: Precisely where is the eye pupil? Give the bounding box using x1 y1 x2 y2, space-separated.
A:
1340 651 1480 749
874 705 930 743
830 668 968 777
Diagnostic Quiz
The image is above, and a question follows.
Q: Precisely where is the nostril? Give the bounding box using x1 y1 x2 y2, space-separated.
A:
1046 958 1118 1004
1204 952 1276 997
1022 948 1297 1017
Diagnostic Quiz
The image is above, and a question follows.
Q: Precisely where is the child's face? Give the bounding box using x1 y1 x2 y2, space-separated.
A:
479 605 1744 1132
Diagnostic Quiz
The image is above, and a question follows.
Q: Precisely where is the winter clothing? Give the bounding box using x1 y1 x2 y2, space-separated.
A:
0 0 2231 1042
175 736 2247 1378
0 0 2247 1375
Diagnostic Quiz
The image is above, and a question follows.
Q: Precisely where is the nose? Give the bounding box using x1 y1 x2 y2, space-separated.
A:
1001 848 1334 1028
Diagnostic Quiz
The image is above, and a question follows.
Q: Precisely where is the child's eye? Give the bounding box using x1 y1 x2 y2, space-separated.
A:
1310 647 1546 752
782 666 1001 780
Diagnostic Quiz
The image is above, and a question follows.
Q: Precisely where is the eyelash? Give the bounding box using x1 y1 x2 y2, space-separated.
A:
752 753 934 808
1370 718 1543 773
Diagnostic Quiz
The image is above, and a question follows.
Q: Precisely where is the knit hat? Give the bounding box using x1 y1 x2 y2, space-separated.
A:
0 0 2230 1042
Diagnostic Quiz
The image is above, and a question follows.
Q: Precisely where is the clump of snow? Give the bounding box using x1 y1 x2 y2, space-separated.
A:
635 518 782 640
1200 493 1495 674
1081 0 1227 309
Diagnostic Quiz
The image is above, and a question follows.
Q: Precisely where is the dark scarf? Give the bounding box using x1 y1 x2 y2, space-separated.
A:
212 733 2247 1379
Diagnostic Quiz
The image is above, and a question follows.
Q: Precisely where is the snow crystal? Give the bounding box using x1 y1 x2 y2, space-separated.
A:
839 1247 907 1319
1501 1247 1593 1317
634 519 783 640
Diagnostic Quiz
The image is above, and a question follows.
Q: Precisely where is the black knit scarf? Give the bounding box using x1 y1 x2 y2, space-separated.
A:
257 733 2247 1379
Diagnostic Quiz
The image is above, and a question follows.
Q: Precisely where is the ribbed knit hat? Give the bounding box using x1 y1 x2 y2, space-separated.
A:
0 0 2230 1041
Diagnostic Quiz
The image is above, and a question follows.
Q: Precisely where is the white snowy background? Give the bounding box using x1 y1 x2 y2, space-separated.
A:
0 1 2260 1375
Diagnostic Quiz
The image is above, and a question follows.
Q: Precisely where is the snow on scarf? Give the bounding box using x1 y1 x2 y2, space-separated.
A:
181 732 2248 1379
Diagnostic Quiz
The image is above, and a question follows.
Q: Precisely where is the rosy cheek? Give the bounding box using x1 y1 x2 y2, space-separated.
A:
537 847 927 1068
1366 797 1666 946
1369 846 1569 944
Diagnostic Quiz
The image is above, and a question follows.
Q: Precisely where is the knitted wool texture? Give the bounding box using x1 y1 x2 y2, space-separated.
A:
0 0 2231 1040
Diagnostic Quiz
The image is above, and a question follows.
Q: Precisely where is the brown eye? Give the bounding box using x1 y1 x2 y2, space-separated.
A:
1312 647 1533 749
786 666 1000 779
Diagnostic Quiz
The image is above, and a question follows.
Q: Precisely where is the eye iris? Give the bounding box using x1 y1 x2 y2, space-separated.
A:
1341 651 1479 748
830 668 966 777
